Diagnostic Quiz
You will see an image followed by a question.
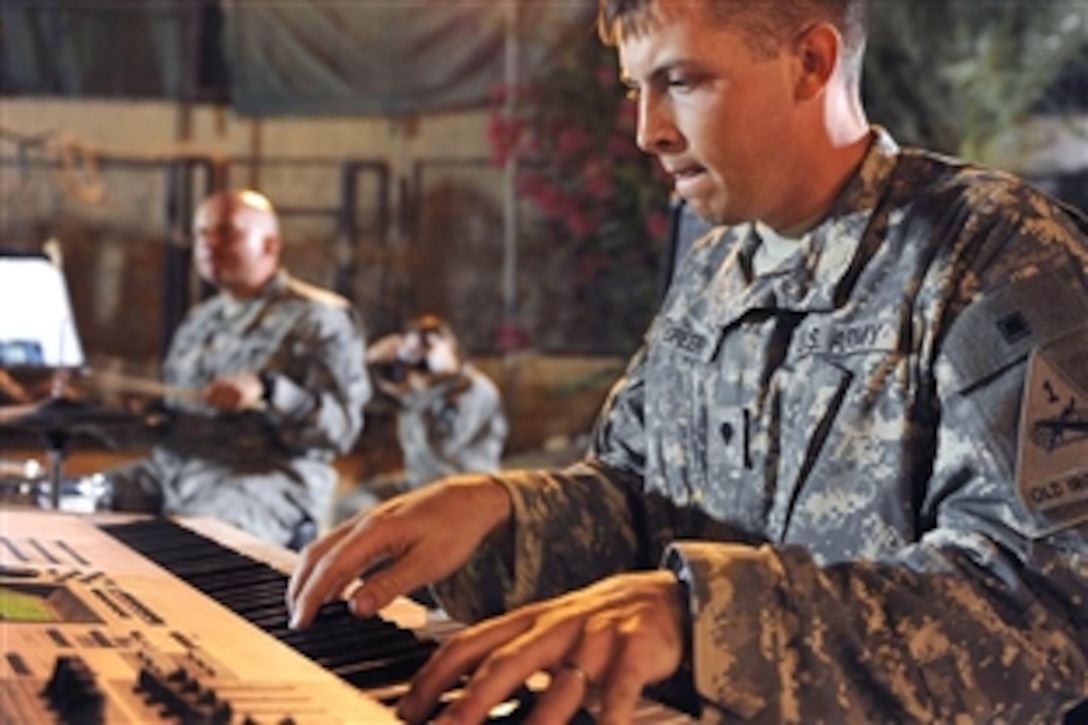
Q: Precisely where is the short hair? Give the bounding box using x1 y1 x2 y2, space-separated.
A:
598 0 867 85
406 314 463 364
197 188 281 239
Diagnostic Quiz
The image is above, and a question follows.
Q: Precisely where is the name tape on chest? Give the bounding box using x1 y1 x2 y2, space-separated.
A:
659 317 899 364
1017 343 1088 520
657 320 717 363
789 320 897 360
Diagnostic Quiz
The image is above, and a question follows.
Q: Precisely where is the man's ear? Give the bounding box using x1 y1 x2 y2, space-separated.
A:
264 233 282 260
793 22 839 102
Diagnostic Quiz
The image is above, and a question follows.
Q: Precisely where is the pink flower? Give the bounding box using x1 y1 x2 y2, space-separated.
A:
568 211 594 238
583 160 614 200
615 102 638 132
488 116 522 166
607 134 638 157
556 127 592 158
484 16 668 248
645 210 670 242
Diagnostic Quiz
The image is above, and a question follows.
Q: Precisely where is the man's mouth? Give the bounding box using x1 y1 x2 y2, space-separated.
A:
665 163 708 194
665 163 704 178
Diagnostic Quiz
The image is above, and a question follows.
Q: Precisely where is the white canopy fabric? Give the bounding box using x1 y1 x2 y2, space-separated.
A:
0 0 591 117
225 1 590 117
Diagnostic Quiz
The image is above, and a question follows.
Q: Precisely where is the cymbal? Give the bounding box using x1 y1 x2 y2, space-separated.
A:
0 396 166 435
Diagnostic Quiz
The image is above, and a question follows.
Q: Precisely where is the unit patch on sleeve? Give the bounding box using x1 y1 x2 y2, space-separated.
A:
1016 331 1088 529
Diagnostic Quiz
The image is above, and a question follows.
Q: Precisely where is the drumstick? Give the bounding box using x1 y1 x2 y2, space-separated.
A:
0 402 39 425
85 369 202 401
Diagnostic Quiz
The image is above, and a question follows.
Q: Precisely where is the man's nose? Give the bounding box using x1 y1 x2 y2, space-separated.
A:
635 95 680 154
197 230 228 248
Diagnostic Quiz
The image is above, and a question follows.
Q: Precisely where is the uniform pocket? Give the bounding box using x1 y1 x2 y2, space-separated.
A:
764 356 853 542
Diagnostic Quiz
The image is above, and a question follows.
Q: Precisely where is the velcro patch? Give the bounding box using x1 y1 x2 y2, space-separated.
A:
1016 328 1088 530
947 270 1088 394
789 318 898 360
653 316 719 363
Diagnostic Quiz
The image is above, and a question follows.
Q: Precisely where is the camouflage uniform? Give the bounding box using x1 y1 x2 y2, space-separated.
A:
396 364 507 490
335 365 507 520
111 272 371 546
434 129 1088 721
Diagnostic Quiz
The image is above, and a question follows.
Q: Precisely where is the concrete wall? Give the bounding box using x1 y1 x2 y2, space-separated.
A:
0 98 493 170
0 98 498 245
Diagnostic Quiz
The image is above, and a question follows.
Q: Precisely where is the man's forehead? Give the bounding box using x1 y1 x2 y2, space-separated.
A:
617 1 734 79
195 199 259 227
611 0 709 41
196 190 273 220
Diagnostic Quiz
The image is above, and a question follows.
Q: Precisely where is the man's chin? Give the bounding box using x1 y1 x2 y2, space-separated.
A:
683 198 726 226
684 196 757 228
199 268 233 286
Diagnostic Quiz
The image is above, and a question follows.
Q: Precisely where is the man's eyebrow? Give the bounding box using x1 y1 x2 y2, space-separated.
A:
623 60 688 89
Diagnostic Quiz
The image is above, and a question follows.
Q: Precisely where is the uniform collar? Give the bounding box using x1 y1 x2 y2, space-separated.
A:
214 269 288 323
706 127 901 326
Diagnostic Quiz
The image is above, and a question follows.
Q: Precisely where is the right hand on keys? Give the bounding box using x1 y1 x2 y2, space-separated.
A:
286 475 512 629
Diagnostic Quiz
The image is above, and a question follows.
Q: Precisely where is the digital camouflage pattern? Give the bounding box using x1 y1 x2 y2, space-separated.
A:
433 129 1088 721
395 363 508 490
334 364 507 520
111 271 371 545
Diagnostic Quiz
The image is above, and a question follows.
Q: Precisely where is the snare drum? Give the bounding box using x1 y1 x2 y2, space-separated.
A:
0 458 113 513
0 458 40 507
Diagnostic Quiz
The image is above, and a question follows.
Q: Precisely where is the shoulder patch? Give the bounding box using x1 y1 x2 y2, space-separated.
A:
1016 328 1088 531
947 270 1088 394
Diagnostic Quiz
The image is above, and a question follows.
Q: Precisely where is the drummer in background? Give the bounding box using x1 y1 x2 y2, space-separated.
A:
106 189 371 549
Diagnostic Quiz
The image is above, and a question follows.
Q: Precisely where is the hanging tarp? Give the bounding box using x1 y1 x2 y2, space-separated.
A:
0 0 592 115
0 0 186 99
223 0 591 117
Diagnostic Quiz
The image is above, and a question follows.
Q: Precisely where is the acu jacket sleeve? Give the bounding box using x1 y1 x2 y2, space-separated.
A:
432 350 655 623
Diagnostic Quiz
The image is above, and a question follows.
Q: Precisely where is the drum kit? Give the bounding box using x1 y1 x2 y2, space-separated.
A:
0 253 188 514
0 374 178 512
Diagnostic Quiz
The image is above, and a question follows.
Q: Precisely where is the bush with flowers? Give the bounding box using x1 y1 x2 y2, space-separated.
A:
489 12 672 354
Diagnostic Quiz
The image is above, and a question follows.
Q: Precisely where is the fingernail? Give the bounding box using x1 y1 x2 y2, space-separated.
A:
395 700 426 724
288 611 301 629
351 592 376 617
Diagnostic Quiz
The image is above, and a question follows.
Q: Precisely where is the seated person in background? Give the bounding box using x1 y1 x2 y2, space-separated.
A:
109 189 371 548
287 0 1088 722
335 314 507 522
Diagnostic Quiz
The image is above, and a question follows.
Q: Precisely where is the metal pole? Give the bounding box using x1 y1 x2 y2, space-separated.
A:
45 435 65 510
163 0 201 359
501 0 520 359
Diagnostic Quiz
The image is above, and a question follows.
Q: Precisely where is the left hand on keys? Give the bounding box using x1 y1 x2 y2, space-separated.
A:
396 570 687 725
